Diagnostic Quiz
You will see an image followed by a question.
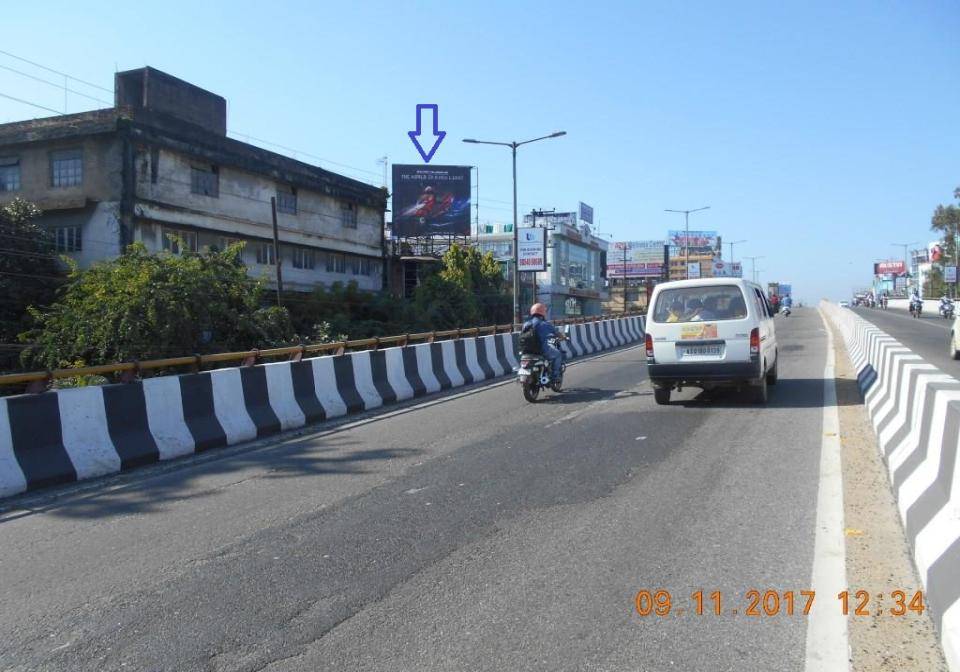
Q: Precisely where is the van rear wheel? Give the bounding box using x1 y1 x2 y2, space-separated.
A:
653 387 671 405
752 373 768 404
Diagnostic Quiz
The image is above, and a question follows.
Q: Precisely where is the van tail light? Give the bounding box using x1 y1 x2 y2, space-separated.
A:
645 333 655 359
750 328 760 355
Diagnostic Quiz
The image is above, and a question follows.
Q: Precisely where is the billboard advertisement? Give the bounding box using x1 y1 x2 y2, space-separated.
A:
579 202 594 224
669 230 719 254
874 260 906 275
946 266 958 284
517 227 546 272
607 240 665 278
687 262 701 279
392 164 471 237
712 259 743 278
779 283 792 297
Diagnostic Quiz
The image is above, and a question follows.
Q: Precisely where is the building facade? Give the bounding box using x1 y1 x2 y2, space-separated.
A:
0 67 387 292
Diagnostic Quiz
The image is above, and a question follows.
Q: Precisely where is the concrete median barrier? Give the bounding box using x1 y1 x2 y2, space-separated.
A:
0 315 645 500
823 301 960 670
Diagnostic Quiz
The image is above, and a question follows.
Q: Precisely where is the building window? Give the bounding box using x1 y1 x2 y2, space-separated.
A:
162 228 198 254
150 148 159 184
326 252 345 273
256 242 276 265
346 256 360 275
341 201 357 228
0 156 20 192
51 149 83 188
292 247 315 270
190 164 219 197
53 226 82 252
276 186 297 215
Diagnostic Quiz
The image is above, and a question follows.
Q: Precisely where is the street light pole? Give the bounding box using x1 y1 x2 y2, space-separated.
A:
728 239 747 263
665 206 710 279
463 131 566 324
744 255 764 284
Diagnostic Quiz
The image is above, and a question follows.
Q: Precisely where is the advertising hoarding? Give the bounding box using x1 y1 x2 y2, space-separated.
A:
946 266 958 284
392 164 471 236
669 230 719 254
579 202 594 224
874 260 906 275
517 227 546 272
607 240 665 278
712 259 743 278
779 283 792 297
687 262 701 279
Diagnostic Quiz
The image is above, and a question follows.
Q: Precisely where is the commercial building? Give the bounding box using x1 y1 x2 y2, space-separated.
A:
0 67 388 292
475 213 609 317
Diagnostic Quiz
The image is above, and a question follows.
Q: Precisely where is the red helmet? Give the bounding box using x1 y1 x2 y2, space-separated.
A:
529 302 548 317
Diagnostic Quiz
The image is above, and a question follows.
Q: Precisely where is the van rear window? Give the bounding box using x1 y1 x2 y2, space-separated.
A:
652 285 749 323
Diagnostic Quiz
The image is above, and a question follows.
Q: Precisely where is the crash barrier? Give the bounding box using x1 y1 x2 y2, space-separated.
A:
822 301 960 671
0 315 645 499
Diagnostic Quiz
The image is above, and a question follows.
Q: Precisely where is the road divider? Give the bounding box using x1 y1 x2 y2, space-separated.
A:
0 316 644 500
823 301 960 671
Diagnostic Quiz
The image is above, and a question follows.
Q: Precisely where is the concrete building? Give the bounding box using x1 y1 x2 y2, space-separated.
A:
0 67 388 292
476 213 609 317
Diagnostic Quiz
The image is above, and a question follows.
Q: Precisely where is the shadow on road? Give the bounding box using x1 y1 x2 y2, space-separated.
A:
674 376 862 409
1 434 424 523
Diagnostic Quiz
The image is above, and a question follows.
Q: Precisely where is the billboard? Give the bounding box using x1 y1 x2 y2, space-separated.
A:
392 164 471 236
669 230 719 254
687 262 701 279
874 260 906 275
779 283 792 297
517 227 546 272
579 202 594 224
607 240 665 278
712 259 743 278
946 266 958 284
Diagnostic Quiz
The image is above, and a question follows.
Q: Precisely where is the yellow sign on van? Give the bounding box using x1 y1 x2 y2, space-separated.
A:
680 323 718 340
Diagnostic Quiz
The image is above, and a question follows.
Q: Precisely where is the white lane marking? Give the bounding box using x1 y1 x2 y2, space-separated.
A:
805 309 850 671
635 436 647 441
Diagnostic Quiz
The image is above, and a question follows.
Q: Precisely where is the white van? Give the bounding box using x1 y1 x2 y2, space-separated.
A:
644 278 778 405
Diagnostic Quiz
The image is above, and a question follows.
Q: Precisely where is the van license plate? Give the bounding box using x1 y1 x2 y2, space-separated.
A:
679 344 723 357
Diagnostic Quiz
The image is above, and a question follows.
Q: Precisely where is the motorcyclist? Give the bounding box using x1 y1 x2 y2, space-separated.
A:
782 295 793 312
523 303 564 387
941 294 954 316
910 288 922 313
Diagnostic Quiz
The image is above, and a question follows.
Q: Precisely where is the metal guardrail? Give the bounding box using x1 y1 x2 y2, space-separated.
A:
0 312 643 392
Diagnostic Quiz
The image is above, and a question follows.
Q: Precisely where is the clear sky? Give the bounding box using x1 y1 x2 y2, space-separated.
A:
2 0 958 303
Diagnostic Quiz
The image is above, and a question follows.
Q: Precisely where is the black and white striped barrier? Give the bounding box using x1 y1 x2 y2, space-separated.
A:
0 316 644 498
823 302 960 670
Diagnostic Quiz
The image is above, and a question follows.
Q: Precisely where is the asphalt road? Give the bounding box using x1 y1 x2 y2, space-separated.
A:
850 305 958 374
0 309 830 672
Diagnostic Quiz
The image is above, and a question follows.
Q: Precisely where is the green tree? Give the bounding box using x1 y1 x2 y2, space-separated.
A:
0 199 65 349
22 240 293 369
429 244 510 326
931 185 960 266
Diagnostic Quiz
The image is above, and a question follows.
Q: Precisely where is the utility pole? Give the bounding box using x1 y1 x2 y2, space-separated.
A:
271 197 283 306
744 255 764 284
621 242 628 313
728 239 746 263
665 206 710 279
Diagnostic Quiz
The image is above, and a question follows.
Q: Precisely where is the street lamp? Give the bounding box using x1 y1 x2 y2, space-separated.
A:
728 239 747 263
744 255 765 283
665 206 710 279
463 131 567 324
891 241 919 292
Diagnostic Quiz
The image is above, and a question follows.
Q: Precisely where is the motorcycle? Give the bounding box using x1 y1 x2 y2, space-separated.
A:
910 299 923 318
781 305 791 317
941 301 955 320
881 297 888 310
517 330 568 403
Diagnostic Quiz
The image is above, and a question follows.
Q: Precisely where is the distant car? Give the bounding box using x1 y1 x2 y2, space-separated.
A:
951 315 960 360
839 301 850 308
645 278 778 405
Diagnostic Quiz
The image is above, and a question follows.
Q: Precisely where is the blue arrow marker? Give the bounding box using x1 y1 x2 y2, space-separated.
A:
408 104 446 163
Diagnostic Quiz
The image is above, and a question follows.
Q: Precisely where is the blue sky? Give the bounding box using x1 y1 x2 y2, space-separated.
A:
2 0 958 302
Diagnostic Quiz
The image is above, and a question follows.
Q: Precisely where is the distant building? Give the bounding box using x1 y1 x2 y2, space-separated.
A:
476 213 609 317
0 67 388 292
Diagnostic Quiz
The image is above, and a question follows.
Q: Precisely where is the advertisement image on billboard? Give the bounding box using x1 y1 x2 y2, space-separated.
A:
392 164 471 237
607 240 665 278
669 230 719 254
712 259 743 278
946 266 958 284
517 227 546 272
874 260 906 275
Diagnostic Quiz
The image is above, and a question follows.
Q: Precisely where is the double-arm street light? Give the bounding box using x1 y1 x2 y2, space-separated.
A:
463 131 567 323
744 255 765 284
728 239 747 263
665 206 710 279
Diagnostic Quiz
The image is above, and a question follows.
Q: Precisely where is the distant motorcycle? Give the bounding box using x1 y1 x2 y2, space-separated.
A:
517 330 568 403
881 296 888 310
941 300 955 320
910 299 923 318
781 305 791 317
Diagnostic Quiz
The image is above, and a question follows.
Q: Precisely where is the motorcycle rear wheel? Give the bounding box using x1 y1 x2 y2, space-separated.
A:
522 382 541 402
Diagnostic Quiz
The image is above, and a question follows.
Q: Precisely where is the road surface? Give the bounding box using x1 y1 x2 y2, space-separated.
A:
851 305 957 374
0 309 841 671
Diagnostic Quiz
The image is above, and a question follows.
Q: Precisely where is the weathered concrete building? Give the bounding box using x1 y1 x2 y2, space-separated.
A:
0 67 388 291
